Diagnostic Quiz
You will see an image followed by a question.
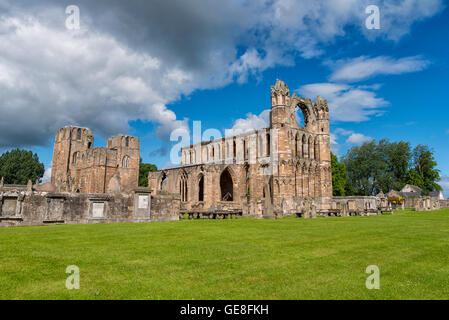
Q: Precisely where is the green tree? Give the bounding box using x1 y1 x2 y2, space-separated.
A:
407 145 441 193
0 149 45 185
331 152 347 196
342 139 411 195
139 158 157 187
386 140 411 191
343 140 379 196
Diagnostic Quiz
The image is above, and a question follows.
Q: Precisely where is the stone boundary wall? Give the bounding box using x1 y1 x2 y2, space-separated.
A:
0 187 179 227
330 196 388 217
439 200 449 209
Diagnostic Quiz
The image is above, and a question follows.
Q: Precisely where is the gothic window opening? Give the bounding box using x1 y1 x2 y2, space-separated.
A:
233 139 236 158
295 134 299 157
198 175 204 202
243 139 247 160
125 137 129 147
77 128 81 140
72 152 79 165
220 168 233 201
160 172 167 191
308 136 313 159
302 135 306 158
179 171 188 202
266 133 270 156
295 106 306 128
314 138 320 161
122 155 130 168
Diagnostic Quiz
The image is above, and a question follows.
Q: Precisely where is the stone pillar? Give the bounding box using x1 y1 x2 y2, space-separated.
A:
311 203 317 218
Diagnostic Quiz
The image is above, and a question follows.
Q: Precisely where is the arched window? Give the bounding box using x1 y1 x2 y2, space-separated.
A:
295 106 306 128
220 168 233 201
122 155 130 168
266 133 270 156
77 128 81 140
233 139 236 158
314 137 320 161
243 139 247 160
160 172 167 191
308 136 313 159
179 171 188 202
125 137 129 147
295 134 299 157
72 152 79 165
198 175 204 201
302 135 307 158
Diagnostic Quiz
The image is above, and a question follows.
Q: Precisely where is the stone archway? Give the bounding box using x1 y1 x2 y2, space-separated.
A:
220 168 233 201
198 174 204 202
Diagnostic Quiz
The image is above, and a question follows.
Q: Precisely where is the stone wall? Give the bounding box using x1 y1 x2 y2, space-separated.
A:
439 200 449 208
0 186 179 227
414 197 441 211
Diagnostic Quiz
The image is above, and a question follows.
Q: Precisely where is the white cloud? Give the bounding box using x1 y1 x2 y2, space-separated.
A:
328 56 430 82
297 83 388 122
331 128 373 153
0 0 444 153
225 109 271 136
330 132 339 154
440 176 449 199
345 133 373 145
41 167 51 184
0 16 194 147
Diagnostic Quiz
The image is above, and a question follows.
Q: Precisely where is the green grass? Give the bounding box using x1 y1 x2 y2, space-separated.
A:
1 209 449 300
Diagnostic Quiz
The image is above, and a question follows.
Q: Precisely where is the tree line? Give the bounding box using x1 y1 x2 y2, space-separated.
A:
331 139 442 196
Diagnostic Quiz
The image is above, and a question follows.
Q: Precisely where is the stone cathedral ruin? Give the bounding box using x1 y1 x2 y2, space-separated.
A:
1 80 444 227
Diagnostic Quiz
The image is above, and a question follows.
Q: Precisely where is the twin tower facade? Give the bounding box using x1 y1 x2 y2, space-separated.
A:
51 127 140 194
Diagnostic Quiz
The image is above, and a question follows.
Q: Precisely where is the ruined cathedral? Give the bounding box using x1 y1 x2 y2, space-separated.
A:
148 80 333 217
1 80 410 227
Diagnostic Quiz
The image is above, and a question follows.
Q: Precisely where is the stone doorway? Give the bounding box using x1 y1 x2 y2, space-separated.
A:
220 169 233 201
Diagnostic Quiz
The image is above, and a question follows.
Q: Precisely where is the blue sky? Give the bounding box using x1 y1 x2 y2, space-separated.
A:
0 1 448 197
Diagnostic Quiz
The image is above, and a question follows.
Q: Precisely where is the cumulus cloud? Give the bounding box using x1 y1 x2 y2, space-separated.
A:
327 56 431 82
329 132 339 154
0 16 191 147
297 83 388 122
331 128 373 153
440 176 449 199
345 133 373 145
225 110 271 136
0 0 444 152
41 167 51 184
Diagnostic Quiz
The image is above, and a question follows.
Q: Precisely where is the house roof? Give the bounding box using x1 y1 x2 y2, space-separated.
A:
400 184 423 193
387 190 401 198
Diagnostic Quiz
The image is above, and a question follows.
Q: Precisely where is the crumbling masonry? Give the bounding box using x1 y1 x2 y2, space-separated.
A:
149 80 333 218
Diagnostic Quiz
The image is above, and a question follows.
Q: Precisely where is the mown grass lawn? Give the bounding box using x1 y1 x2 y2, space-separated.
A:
1 209 449 300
